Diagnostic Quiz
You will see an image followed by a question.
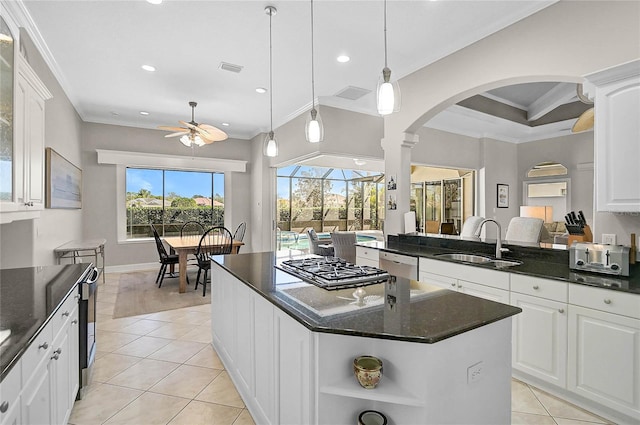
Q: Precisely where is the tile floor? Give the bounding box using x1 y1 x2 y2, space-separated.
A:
70 272 611 425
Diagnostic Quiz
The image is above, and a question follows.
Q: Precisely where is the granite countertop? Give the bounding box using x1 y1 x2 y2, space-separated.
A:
212 252 521 344
0 263 92 380
357 237 640 295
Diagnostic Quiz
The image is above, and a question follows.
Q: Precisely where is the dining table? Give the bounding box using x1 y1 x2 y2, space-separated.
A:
163 235 244 293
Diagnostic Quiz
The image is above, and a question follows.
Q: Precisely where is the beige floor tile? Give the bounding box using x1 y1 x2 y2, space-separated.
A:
554 418 613 425
95 350 109 361
103 392 190 425
149 364 222 399
147 322 195 339
114 335 173 358
179 326 213 343
511 379 548 416
168 400 241 425
196 371 245 408
185 304 212 313
97 330 141 352
97 302 116 316
233 409 256 425
511 412 557 425
186 344 225 369
92 353 142 383
118 318 169 335
69 383 143 425
532 388 607 423
100 285 119 295
108 358 180 390
97 316 143 332
100 292 118 304
148 339 208 363
146 309 190 322
173 310 211 325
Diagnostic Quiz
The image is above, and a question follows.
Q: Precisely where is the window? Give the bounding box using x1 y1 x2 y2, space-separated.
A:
125 168 224 239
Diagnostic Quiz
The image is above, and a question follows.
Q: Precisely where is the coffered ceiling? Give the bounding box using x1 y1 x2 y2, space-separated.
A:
8 0 558 141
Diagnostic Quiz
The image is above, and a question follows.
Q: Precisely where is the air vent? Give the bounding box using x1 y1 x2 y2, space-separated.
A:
219 62 243 73
335 86 371 101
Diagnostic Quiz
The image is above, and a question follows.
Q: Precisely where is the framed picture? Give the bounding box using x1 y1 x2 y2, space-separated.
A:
497 184 509 208
46 148 82 209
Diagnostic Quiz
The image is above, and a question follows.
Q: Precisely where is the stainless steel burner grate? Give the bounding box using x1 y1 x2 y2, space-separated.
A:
276 257 390 290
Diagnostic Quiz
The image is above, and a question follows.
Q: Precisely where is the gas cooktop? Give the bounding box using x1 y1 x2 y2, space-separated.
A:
276 257 390 290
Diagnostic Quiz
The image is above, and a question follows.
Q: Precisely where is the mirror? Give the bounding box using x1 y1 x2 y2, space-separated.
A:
0 16 14 201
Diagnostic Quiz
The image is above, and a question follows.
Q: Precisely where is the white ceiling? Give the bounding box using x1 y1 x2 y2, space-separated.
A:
12 0 557 141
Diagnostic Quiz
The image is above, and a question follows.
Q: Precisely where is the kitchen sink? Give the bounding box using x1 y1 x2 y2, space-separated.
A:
435 253 523 268
434 253 493 264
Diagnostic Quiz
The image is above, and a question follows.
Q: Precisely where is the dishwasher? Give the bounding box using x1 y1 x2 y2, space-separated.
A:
379 251 418 280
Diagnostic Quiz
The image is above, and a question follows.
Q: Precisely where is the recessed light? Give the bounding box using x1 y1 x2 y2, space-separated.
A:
141 64 156 72
256 87 267 94
146 0 162 4
354 158 366 166
140 111 150 116
337 55 350 63
222 123 230 127
110 111 119 116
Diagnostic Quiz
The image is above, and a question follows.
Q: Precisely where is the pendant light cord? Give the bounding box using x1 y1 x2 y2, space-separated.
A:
383 0 388 68
269 9 274 133
311 0 316 109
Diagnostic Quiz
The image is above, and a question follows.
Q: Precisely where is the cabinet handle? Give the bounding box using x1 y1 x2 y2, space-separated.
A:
457 284 462 289
38 342 49 350
558 308 565 314
72 319 78 325
51 353 60 361
451 283 456 287
532 285 539 290
62 311 70 317
24 201 33 207
75 294 81 300
604 299 612 304
0 401 8 413
54 348 62 355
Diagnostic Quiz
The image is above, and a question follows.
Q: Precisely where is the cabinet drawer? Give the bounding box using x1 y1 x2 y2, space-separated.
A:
21 321 53 386
511 274 568 303
569 285 640 319
0 358 21 422
355 247 379 261
420 257 509 290
419 271 457 290
51 291 79 338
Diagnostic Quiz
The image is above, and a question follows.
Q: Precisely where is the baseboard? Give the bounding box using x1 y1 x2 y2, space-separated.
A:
105 262 158 273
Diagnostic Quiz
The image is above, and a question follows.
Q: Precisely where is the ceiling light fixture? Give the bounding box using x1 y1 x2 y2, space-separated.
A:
222 122 230 127
337 55 350 63
376 0 400 115
305 0 323 144
141 64 156 72
256 87 267 94
572 83 594 133
264 6 278 157
139 111 149 115
354 158 366 166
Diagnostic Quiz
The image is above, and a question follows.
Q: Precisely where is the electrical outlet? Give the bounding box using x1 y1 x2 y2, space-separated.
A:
602 234 617 245
467 361 483 384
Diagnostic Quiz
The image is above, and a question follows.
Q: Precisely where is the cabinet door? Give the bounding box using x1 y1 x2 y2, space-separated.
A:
511 292 567 387
458 280 509 304
51 327 72 425
568 305 640 418
25 92 45 207
234 283 254 397
253 295 275 424
277 311 312 425
69 310 80 404
0 399 20 425
21 360 52 425
418 271 456 291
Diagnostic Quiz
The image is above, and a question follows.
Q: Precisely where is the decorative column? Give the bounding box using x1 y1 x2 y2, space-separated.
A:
381 132 418 236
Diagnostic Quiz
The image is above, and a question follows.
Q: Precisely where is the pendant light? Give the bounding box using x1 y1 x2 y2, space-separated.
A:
376 0 400 115
264 6 278 157
305 0 323 143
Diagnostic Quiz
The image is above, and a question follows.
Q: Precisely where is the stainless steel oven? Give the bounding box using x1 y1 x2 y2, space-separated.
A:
78 266 99 399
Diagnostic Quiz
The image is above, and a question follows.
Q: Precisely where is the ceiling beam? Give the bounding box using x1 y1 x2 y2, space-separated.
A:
527 82 576 121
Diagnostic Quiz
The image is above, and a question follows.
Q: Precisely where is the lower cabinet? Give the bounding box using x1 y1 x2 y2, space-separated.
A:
355 246 379 268
568 304 640 419
20 360 52 425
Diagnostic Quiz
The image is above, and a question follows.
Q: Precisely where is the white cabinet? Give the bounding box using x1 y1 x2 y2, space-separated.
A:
584 59 640 212
0 359 21 425
0 54 51 223
355 246 379 268
50 298 79 425
567 284 640 420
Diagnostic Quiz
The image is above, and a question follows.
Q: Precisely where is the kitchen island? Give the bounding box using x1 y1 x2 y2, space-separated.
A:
210 252 521 425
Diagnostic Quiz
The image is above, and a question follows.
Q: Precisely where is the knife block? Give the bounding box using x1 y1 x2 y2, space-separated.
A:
567 225 593 246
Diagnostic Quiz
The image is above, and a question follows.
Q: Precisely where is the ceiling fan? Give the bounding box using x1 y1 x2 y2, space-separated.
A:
158 101 228 147
572 84 594 133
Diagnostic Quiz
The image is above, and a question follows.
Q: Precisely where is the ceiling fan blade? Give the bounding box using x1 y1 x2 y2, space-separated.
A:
197 124 228 141
164 131 189 138
158 125 188 132
179 120 198 130
571 107 594 133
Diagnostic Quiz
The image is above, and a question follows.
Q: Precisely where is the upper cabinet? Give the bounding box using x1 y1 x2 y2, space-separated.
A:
584 60 640 213
0 13 52 223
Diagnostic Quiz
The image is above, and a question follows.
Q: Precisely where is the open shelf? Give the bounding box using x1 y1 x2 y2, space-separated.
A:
319 375 425 407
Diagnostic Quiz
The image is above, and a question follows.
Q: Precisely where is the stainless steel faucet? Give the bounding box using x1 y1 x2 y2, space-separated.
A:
475 219 503 259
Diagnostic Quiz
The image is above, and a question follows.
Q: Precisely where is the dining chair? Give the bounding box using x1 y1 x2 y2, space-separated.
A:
439 222 457 235
194 226 233 296
459 216 485 237
425 220 440 234
330 232 357 263
307 229 334 256
180 221 205 237
233 222 246 253
150 224 180 288
505 217 544 243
